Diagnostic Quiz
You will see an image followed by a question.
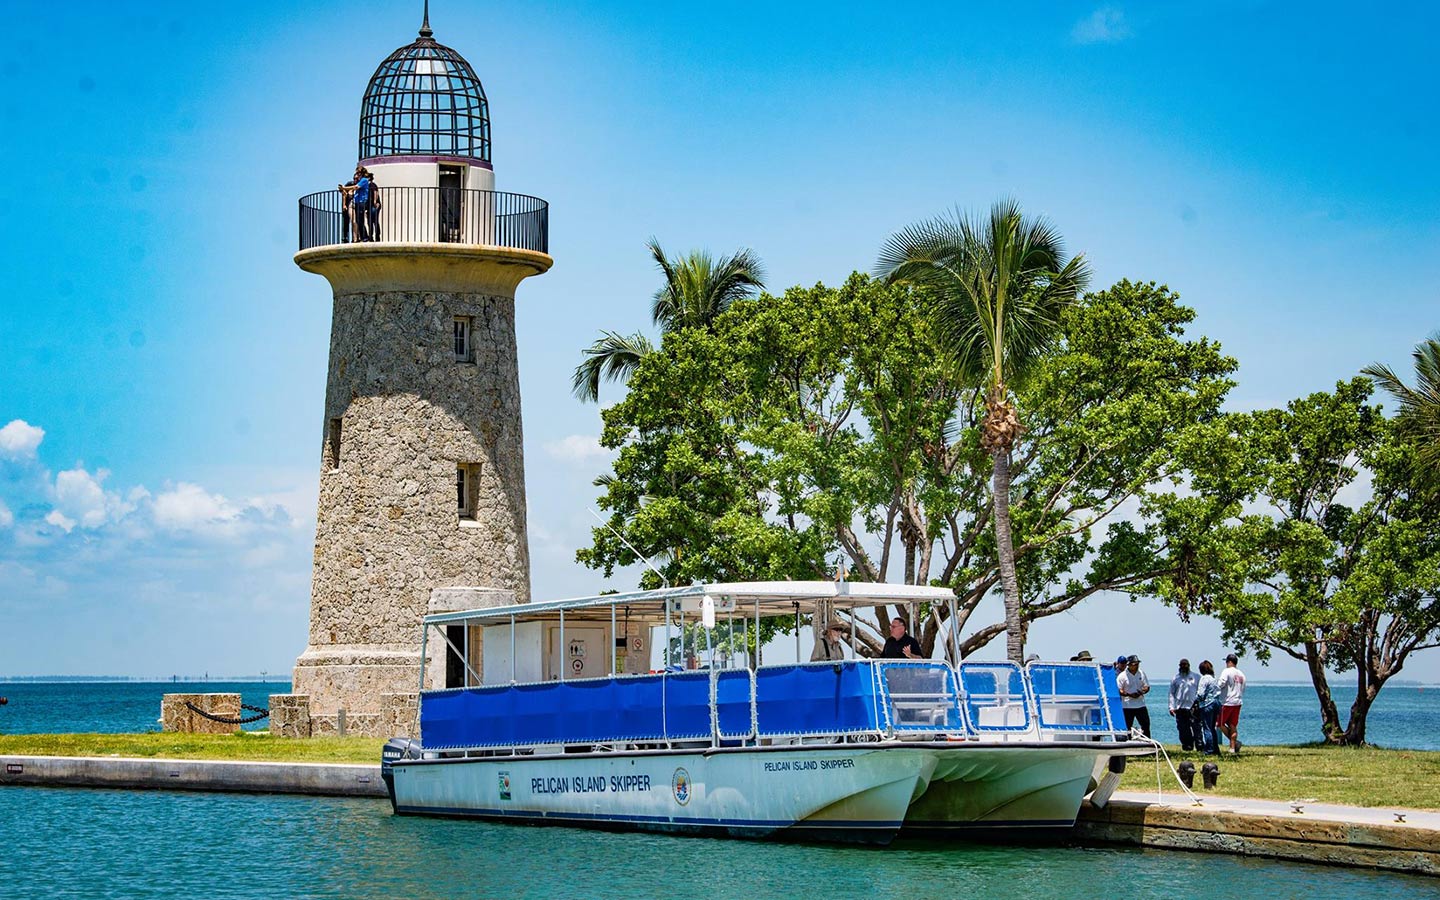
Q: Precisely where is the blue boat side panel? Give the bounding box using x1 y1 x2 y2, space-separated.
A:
753 663 880 736
957 662 1032 732
714 670 754 738
877 663 964 731
1099 665 1126 731
1026 663 1114 732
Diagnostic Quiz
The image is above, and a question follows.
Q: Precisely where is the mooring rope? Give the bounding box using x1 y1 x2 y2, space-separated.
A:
1130 729 1204 806
184 701 270 725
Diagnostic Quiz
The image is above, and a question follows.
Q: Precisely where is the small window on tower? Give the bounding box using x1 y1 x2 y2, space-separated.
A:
454 317 473 362
328 418 342 470
457 463 480 520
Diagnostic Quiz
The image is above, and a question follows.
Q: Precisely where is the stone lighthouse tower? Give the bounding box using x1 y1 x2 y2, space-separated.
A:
283 6 550 736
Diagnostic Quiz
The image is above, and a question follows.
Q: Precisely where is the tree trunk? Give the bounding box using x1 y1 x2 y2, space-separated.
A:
1340 662 1384 747
991 447 1025 663
1302 640 1344 743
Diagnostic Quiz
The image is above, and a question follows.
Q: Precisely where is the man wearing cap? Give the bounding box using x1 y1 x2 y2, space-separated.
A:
810 621 846 661
1217 653 1248 754
1116 655 1151 737
1071 650 1094 662
1168 658 1201 751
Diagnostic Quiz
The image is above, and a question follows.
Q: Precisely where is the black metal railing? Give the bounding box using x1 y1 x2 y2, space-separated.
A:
298 187 548 254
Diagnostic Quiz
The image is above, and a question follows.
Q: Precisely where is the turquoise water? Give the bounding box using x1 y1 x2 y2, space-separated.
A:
3 786 1435 898
2 681 1437 749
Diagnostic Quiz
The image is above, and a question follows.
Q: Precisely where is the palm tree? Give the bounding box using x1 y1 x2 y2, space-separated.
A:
572 238 765 402
876 200 1090 663
1363 335 1440 469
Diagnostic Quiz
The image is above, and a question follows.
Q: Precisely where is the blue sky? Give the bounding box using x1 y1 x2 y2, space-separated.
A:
1 1 1437 681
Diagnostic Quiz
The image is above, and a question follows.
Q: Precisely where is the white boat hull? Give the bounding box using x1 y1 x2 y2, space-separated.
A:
389 742 1138 844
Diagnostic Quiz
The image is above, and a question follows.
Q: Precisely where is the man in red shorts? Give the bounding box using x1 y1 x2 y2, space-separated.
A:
1216 653 1247 754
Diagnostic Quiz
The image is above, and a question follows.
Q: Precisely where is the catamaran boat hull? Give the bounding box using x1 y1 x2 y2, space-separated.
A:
387 744 936 844
384 740 1151 845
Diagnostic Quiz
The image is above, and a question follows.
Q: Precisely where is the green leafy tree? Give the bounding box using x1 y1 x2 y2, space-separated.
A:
579 274 1236 659
1146 378 1440 744
1363 335 1440 470
571 239 765 403
876 201 1091 662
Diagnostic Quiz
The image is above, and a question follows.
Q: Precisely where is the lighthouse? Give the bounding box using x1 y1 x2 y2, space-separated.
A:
281 6 551 736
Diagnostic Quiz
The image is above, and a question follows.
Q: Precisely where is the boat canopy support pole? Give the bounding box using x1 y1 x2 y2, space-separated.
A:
559 609 566 682
611 602 617 676
417 622 430 693
510 614 516 684
435 621 483 687
793 601 800 661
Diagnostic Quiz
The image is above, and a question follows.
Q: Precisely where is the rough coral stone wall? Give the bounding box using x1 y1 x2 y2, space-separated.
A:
294 289 530 718
161 694 242 734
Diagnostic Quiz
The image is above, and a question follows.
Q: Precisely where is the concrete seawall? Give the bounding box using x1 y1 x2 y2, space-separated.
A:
1077 790 1440 877
0 755 387 799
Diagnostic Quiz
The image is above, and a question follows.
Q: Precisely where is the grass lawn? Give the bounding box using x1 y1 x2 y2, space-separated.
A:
0 732 384 764
1118 743 1440 811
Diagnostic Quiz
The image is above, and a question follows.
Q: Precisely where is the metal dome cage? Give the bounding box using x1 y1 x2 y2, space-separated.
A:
358 11 491 164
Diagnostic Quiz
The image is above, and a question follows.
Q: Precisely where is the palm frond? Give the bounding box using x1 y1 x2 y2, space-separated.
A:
1365 335 1440 466
571 330 655 403
876 200 1088 392
650 240 765 332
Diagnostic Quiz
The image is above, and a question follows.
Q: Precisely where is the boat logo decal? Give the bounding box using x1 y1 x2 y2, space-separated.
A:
498 771 511 801
671 767 691 806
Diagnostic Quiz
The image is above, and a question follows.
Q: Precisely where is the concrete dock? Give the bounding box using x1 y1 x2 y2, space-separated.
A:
1077 790 1440 876
0 754 386 798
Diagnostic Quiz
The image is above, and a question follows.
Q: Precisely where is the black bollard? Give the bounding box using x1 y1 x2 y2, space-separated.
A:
1176 761 1196 789
1201 762 1220 789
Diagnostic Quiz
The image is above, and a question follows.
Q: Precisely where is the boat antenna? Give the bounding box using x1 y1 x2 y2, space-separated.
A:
589 508 669 588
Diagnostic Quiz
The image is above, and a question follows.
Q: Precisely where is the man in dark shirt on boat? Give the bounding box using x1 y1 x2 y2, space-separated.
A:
881 617 923 659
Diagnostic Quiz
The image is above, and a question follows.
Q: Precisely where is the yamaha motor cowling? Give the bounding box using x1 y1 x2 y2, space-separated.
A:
381 737 422 811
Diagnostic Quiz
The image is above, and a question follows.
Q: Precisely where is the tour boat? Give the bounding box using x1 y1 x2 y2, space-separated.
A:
381 581 1151 844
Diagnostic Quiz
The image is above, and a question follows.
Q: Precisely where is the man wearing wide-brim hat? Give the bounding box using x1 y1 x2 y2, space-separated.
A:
810 620 846 661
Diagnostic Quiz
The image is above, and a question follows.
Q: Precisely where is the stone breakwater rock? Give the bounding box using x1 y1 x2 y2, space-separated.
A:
161 694 242 735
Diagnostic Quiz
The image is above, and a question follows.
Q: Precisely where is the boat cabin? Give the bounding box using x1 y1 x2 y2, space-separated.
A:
413 581 1127 755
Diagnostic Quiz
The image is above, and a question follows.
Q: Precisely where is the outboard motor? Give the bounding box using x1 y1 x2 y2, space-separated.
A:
381 737 422 812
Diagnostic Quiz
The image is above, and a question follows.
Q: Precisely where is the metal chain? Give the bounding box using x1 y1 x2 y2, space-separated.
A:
183 701 270 725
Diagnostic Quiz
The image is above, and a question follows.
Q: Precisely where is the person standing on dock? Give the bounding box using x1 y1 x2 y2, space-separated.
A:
1117 655 1151 736
1217 653 1247 754
1167 658 1201 751
1194 660 1222 754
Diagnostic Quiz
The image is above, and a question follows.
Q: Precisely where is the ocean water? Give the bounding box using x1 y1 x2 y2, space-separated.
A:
1 681 1436 749
3 786 1435 899
0 681 289 734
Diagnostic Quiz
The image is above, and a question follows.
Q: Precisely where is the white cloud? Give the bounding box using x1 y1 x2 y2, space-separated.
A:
0 497 13 528
52 466 117 530
1072 6 1132 44
543 434 615 466
45 509 76 532
152 482 242 531
0 419 45 458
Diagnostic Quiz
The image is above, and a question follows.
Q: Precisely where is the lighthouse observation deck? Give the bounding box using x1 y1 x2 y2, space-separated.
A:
297 187 548 253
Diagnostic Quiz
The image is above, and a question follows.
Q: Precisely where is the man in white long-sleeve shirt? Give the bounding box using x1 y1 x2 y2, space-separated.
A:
1167 658 1201 751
